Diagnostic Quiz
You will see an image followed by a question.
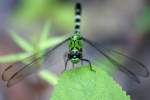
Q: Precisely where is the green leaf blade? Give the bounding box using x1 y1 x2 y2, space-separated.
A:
40 37 66 50
51 65 130 100
0 52 31 63
40 21 51 43
10 31 33 52
38 70 58 86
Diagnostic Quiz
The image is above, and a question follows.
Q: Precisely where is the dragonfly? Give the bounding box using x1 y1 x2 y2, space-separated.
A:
2 2 149 88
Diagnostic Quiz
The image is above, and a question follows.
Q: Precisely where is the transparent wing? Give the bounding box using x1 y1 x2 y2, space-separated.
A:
1 53 42 81
2 38 69 87
82 37 149 83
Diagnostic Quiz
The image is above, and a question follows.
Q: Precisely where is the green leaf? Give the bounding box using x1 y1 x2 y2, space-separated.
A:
40 37 66 50
51 65 130 100
0 52 31 63
40 20 51 44
38 70 58 86
10 31 33 52
55 5 73 31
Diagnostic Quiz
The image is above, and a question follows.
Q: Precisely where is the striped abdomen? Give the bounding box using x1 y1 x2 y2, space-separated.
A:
74 3 81 33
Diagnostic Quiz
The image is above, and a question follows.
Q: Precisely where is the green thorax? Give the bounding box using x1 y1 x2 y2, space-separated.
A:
69 32 82 51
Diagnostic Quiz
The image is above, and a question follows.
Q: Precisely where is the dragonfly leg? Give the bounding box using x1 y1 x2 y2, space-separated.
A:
62 59 70 72
81 58 95 72
64 52 68 62
81 60 83 65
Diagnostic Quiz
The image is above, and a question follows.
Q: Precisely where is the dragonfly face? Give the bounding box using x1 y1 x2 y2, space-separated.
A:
68 50 82 64
68 33 83 64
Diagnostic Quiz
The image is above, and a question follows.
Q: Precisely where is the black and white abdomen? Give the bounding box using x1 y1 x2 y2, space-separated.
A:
74 3 81 33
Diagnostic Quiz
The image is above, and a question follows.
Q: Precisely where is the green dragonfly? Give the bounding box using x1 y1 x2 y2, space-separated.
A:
2 3 149 87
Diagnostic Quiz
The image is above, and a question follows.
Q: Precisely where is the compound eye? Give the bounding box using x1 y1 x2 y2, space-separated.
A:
70 52 75 58
75 52 81 58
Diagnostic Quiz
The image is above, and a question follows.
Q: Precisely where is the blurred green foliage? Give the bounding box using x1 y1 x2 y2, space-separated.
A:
0 21 66 62
39 69 58 86
136 5 150 32
0 21 66 86
12 0 74 32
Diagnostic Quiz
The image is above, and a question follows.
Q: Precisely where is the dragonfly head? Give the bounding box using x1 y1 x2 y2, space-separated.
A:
69 51 82 64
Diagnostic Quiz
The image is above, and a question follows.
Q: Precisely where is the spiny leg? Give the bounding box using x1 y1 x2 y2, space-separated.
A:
81 60 83 65
63 59 70 72
81 58 95 72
